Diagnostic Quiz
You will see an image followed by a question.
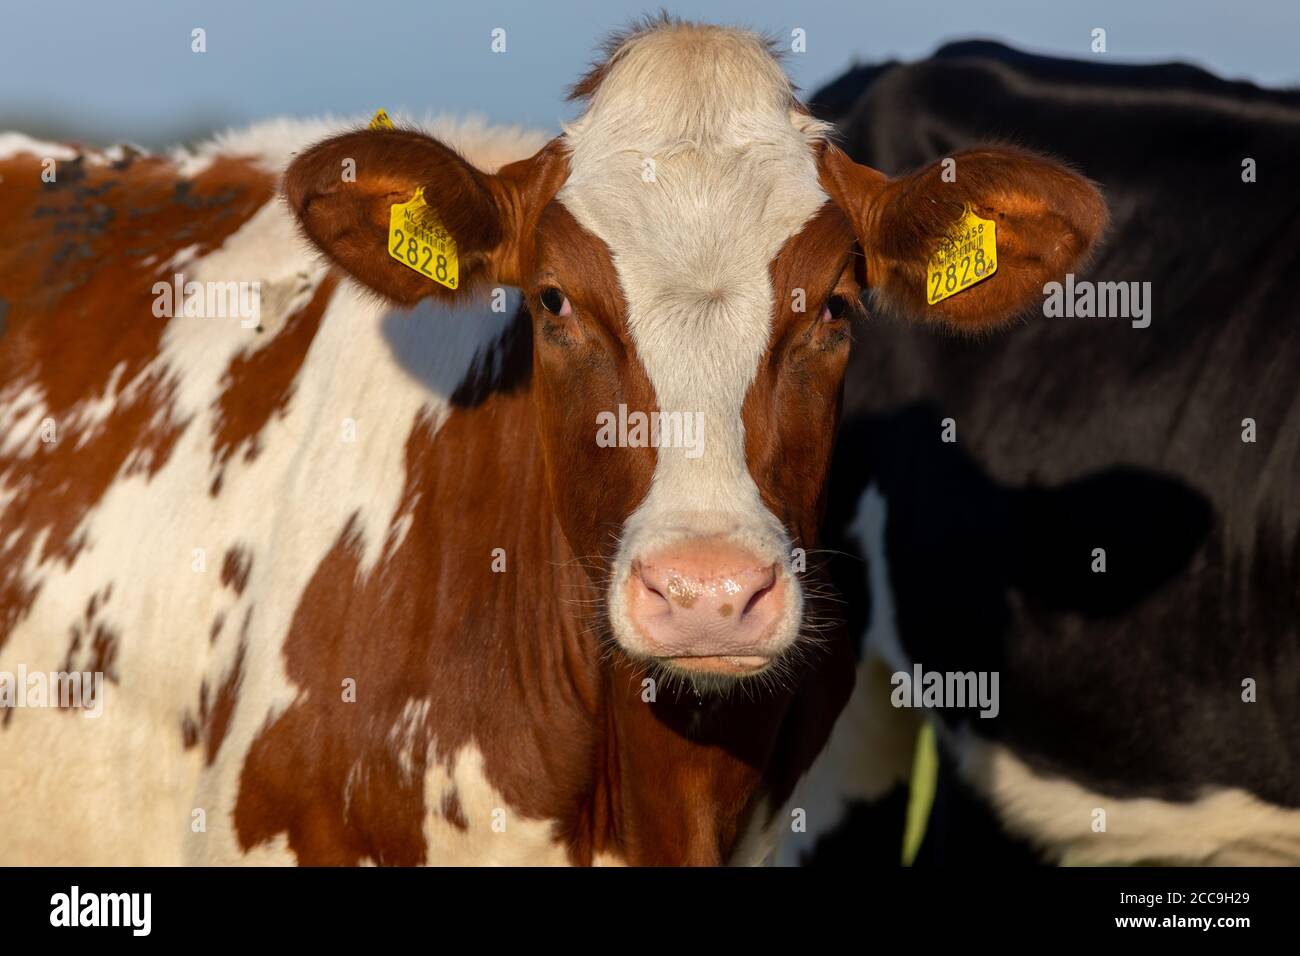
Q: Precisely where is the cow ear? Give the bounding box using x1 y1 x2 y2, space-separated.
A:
819 143 1106 331
284 129 567 306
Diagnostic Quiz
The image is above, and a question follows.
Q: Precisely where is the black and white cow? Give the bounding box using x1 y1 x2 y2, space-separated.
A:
793 41 1300 866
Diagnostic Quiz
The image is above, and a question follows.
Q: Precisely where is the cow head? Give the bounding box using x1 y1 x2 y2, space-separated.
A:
285 22 1104 686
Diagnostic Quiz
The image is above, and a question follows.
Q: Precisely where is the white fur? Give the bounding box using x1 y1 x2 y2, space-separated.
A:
170 114 549 178
558 24 833 661
951 727 1300 865
0 132 79 162
419 743 575 866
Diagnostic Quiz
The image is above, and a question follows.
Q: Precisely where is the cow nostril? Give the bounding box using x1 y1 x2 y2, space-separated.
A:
634 561 669 604
740 564 778 619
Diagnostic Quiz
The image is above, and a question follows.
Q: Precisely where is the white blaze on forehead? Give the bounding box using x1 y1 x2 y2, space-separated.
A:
558 24 831 560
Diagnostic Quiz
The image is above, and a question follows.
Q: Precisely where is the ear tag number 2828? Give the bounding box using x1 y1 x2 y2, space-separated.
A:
387 187 459 291
927 204 997 305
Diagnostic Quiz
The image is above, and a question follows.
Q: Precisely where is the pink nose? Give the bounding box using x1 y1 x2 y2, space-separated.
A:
625 538 787 674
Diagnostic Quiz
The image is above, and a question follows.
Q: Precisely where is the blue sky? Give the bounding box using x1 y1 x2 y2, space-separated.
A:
2 0 1297 146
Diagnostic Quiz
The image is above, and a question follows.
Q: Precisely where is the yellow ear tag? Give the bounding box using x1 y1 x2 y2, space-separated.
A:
926 203 997 305
368 108 395 130
387 187 459 290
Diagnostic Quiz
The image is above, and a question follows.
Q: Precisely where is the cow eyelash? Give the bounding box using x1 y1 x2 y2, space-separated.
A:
539 287 571 317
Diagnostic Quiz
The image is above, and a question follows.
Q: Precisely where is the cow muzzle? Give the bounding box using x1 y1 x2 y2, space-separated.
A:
622 537 792 676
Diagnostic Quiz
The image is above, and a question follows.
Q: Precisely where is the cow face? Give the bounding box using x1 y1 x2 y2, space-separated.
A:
286 24 1104 686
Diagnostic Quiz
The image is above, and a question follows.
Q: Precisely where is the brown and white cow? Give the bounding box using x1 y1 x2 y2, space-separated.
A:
0 20 1103 864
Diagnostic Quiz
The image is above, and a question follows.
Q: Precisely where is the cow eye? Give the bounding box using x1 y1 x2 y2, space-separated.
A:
539 287 571 317
821 294 850 322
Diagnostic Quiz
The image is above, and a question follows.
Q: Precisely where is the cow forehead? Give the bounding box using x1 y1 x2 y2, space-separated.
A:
556 24 831 388
558 151 826 312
